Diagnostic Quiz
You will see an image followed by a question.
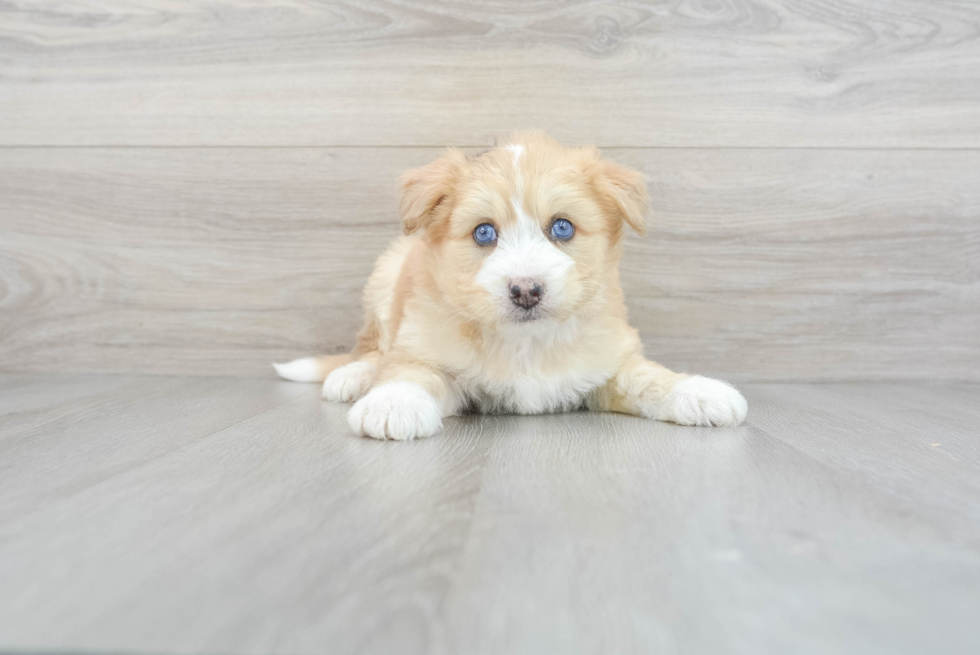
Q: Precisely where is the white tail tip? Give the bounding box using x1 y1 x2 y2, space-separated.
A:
273 357 326 383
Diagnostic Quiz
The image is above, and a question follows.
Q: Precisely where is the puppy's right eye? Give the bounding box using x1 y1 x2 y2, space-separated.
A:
473 223 497 246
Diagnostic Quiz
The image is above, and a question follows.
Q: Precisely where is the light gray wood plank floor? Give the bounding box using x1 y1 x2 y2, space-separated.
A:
1 375 978 655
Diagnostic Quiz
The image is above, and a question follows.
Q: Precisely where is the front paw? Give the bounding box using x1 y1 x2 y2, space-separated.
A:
659 376 748 427
347 381 443 440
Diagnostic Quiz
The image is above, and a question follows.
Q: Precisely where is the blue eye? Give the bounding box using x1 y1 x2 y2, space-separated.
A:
550 218 575 241
473 223 497 245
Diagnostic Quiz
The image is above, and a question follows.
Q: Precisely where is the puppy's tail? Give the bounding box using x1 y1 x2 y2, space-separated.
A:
273 354 354 383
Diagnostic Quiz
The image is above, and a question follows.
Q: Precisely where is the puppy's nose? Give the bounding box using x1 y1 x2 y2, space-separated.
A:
508 277 544 309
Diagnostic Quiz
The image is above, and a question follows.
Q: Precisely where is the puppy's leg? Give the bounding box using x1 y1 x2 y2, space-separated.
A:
348 358 460 441
322 317 385 402
590 355 747 427
321 351 380 402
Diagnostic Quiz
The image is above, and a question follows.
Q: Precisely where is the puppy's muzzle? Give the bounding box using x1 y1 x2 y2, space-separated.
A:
508 277 544 309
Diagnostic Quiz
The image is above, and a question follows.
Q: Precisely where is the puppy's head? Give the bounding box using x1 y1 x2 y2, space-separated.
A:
399 132 647 329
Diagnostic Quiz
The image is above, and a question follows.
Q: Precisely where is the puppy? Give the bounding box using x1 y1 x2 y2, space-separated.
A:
275 132 747 440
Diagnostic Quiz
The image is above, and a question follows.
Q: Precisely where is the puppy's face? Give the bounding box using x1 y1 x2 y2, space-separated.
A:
400 132 648 330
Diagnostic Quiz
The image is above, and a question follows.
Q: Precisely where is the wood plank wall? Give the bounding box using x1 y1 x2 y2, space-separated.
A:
1 1 978 381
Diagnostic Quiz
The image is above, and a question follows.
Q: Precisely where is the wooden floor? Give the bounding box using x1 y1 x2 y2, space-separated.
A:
1 374 979 654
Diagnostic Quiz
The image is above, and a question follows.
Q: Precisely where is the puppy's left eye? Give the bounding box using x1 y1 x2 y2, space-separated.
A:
550 218 575 241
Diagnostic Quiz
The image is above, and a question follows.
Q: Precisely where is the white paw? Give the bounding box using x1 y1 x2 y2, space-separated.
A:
322 361 375 402
659 376 748 427
347 381 443 441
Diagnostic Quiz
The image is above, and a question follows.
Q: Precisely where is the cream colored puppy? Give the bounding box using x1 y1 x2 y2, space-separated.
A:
276 132 747 440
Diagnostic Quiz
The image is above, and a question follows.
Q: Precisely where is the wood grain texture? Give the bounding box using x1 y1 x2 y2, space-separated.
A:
0 374 308 522
2 0 979 147
2 147 977 380
1 375 980 654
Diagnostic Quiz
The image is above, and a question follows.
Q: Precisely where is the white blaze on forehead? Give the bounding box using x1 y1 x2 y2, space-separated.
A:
504 143 527 226
505 144 525 195
475 143 575 299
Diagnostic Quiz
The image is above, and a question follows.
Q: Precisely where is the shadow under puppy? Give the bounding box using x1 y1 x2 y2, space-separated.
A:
276 131 747 440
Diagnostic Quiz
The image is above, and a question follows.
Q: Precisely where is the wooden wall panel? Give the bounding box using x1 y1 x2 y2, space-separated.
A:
2 147 977 380
1 0 979 147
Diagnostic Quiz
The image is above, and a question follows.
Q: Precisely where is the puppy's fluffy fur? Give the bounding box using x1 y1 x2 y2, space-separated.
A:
276 132 747 440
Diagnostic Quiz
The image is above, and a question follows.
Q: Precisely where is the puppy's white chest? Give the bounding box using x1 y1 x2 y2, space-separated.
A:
461 368 610 415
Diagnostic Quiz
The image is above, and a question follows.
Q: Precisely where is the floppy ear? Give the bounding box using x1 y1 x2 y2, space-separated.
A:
596 160 649 236
398 149 466 235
